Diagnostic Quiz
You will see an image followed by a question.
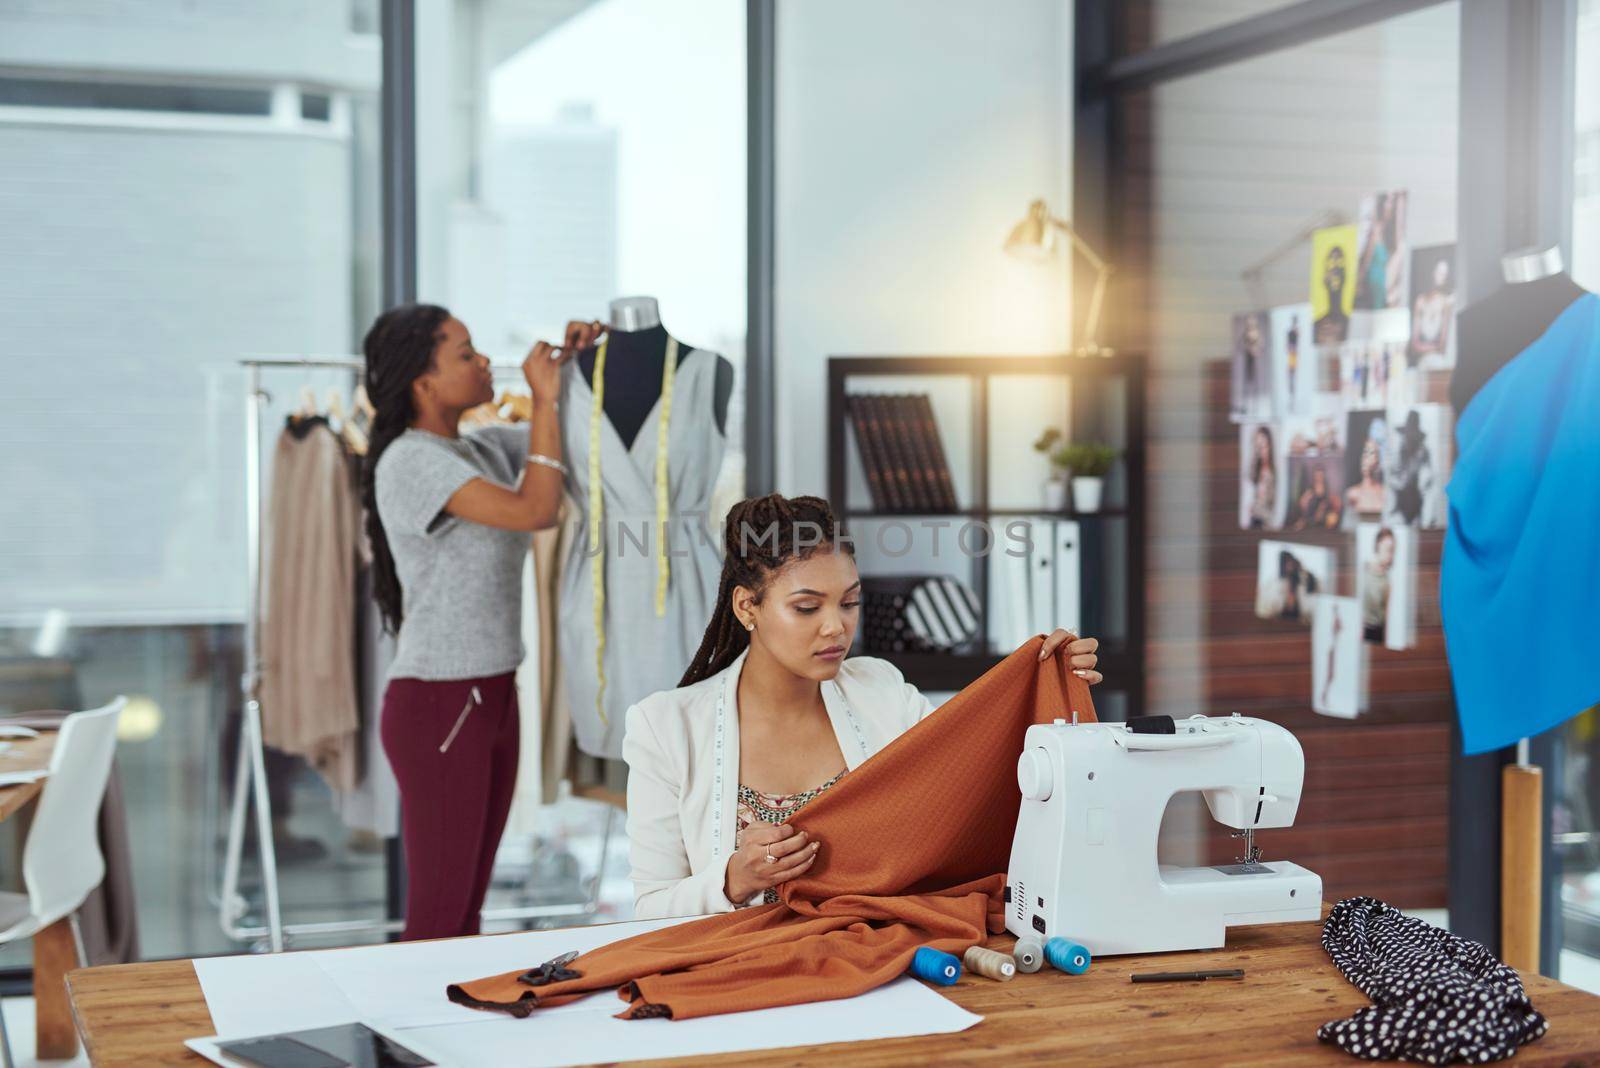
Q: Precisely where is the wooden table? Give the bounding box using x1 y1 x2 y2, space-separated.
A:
0 731 81 1061
66 911 1600 1066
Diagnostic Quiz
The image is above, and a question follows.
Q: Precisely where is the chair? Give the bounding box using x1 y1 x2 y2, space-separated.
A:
0 697 124 1068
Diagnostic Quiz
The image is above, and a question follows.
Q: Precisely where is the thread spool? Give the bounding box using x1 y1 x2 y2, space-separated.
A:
1013 938 1044 974
963 945 1016 982
908 946 962 986
1044 936 1091 975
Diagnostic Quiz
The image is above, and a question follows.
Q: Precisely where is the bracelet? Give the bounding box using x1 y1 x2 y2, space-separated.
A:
527 453 569 476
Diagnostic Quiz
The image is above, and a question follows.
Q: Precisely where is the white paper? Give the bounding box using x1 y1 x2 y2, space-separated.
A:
193 916 983 1067
308 916 687 1029
194 951 358 1036
0 769 48 787
374 977 978 1068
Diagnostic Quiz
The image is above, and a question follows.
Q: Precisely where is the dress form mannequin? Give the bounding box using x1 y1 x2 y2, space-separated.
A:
577 296 734 448
1452 246 1587 414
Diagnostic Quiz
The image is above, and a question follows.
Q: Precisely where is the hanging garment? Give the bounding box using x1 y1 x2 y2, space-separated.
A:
1317 897 1547 1062
557 346 725 759
1442 293 1600 753
261 418 361 792
447 637 1094 1020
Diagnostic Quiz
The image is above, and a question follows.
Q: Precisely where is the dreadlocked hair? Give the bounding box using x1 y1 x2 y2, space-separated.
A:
678 493 853 687
361 302 452 634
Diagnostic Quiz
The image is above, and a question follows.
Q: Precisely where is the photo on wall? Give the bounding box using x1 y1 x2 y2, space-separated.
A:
1230 311 1273 422
1357 521 1417 651
1343 410 1389 524
1385 403 1452 529
1282 415 1344 532
1269 302 1316 418
1256 540 1336 623
1311 224 1359 345
1339 340 1406 412
1353 190 1411 311
1239 422 1287 531
1408 243 1457 369
1312 595 1364 719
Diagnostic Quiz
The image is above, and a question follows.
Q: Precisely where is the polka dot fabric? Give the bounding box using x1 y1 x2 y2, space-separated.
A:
1317 896 1548 1063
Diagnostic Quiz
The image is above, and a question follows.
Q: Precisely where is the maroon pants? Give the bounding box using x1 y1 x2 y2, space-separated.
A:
381 672 519 941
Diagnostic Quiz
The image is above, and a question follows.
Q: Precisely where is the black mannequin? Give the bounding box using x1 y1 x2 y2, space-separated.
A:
1452 270 1587 415
577 322 734 449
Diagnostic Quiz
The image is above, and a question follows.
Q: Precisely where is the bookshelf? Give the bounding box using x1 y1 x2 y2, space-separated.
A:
826 354 1146 718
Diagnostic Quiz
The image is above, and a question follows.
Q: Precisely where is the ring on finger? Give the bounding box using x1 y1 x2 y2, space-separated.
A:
764 851 777 865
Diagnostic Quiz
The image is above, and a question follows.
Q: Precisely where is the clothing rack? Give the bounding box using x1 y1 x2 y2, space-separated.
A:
220 355 601 952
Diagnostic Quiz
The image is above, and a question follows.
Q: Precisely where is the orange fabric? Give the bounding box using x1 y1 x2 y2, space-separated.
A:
448 637 1095 1020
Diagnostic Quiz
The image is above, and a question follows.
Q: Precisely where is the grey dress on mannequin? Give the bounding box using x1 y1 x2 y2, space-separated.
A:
557 334 726 758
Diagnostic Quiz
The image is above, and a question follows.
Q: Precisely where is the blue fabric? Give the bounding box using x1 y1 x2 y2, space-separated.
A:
1443 293 1600 754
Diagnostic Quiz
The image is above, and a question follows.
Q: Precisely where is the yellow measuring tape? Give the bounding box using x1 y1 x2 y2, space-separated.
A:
586 336 679 727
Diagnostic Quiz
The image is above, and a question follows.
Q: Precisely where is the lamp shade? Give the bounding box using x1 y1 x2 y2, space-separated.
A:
1004 199 1056 259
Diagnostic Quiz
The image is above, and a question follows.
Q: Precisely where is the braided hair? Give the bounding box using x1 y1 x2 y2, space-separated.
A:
678 493 854 687
361 302 451 634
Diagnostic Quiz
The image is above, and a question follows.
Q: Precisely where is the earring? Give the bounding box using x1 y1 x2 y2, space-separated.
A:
745 621 755 632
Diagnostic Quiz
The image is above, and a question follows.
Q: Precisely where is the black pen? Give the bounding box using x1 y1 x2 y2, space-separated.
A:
1130 968 1245 983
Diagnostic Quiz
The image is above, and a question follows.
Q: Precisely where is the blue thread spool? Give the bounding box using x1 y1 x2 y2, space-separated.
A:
1013 937 1044 973
1044 937 1091 975
908 946 962 986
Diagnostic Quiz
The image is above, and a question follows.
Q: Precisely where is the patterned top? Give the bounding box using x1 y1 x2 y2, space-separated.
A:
734 769 847 905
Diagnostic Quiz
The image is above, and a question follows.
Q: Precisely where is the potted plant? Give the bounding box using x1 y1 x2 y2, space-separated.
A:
1057 442 1119 512
1033 428 1069 510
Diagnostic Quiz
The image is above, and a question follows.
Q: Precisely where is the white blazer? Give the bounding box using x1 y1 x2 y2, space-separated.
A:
622 647 936 920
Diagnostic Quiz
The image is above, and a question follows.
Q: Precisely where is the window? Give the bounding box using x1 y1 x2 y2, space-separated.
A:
0 0 384 966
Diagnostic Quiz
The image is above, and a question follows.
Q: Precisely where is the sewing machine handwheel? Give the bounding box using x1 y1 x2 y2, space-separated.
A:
1044 937 1091 975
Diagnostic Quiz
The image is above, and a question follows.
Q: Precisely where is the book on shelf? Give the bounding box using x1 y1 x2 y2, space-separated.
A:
887 394 937 510
845 395 893 511
911 393 960 511
846 391 960 513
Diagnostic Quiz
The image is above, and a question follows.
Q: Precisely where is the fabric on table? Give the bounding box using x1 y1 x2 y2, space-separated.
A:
1317 896 1547 1063
736 770 847 906
447 637 1094 1020
1442 292 1600 753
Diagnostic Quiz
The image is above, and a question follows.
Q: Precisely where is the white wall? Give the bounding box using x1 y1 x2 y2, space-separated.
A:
774 0 1075 496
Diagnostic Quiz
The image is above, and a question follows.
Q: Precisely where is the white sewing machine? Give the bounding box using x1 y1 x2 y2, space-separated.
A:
1005 713 1322 956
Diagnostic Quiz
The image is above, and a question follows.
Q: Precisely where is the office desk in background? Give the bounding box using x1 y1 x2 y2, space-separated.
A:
67 911 1600 1067
0 730 80 1061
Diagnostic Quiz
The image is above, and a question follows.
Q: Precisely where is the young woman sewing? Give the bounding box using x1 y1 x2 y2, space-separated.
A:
363 303 602 940
622 493 1102 920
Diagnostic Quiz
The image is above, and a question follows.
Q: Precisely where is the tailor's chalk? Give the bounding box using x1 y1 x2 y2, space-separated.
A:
908 946 961 986
1131 968 1245 983
963 945 1016 981
1013 937 1044 973
1044 936 1091 975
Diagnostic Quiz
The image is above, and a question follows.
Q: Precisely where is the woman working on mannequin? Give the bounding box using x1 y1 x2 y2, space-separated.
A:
623 494 1102 920
362 303 602 940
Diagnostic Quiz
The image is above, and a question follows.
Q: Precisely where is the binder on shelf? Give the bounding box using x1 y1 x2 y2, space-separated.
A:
989 536 1035 652
1053 519 1082 637
1004 517 1083 641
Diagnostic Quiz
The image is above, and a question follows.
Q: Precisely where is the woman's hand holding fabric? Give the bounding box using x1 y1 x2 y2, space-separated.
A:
1038 629 1102 685
723 823 820 904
